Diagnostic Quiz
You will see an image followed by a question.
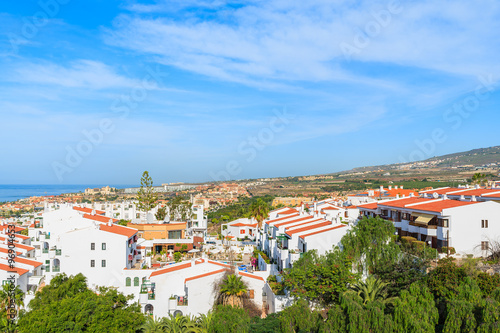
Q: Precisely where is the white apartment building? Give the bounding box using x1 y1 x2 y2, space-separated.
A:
358 197 500 256
145 258 266 318
221 218 258 241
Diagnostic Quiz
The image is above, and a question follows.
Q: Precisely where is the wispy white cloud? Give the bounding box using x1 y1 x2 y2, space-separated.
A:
107 0 500 87
12 59 142 90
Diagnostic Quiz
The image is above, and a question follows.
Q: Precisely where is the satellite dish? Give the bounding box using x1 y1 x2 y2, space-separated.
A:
432 192 439 199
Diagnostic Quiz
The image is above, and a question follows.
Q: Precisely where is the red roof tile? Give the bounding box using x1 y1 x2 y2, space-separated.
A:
239 271 265 281
73 206 105 215
286 221 332 236
410 200 479 213
265 213 300 225
273 216 315 228
97 222 137 238
299 224 347 239
185 269 226 283
357 202 378 210
83 214 118 223
2 256 42 268
0 263 29 276
378 197 434 208
150 262 192 277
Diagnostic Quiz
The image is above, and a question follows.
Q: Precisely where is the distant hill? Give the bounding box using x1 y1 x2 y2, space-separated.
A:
332 145 500 175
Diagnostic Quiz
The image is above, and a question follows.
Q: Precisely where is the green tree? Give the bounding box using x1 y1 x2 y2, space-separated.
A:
155 206 167 221
216 274 248 308
279 299 322 333
139 316 165 333
17 273 145 332
160 314 199 333
137 171 158 214
248 198 269 228
174 252 182 262
392 283 438 333
346 276 395 306
283 249 356 306
0 282 24 315
209 305 250 333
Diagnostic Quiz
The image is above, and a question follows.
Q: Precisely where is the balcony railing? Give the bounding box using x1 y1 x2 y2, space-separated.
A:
55 249 62 256
177 296 188 306
45 265 50 272
42 249 48 254
52 266 60 272
45 234 50 239
148 293 155 300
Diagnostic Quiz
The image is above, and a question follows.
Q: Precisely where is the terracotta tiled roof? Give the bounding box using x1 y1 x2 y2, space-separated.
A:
73 206 105 215
409 200 479 213
286 221 332 236
239 271 265 281
83 214 118 223
150 262 192 277
299 224 347 239
0 263 29 276
185 269 226 283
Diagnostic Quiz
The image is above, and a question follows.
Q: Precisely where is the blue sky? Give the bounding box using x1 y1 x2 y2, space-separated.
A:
0 0 499 185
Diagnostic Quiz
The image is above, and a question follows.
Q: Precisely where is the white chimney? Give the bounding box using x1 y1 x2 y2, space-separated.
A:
443 194 448 200
400 185 404 189
460 195 465 201
380 186 384 192
395 185 398 189
108 219 113 226
91 209 96 216
389 186 392 190
409 193 414 197
396 194 400 199
472 195 477 202
475 184 480 189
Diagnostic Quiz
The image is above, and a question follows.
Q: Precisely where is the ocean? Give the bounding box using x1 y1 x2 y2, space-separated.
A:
0 185 135 203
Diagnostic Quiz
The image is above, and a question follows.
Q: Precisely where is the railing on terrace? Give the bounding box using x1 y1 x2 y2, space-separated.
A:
177 296 188 306
45 234 50 239
42 249 48 254
55 249 62 255
52 266 60 272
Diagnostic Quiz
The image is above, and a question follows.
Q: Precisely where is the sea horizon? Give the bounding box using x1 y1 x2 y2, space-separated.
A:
0 184 137 203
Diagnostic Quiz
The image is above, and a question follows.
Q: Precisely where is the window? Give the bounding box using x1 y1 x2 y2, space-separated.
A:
91 243 95 250
240 229 245 234
102 260 106 267
126 277 131 287
249 289 254 299
91 260 95 267
481 220 489 228
134 277 139 286
102 243 106 250
168 230 182 239
481 241 489 251
45 260 50 264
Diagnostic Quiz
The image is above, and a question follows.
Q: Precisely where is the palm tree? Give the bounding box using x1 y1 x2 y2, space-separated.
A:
161 314 199 333
249 198 269 229
196 312 213 333
217 274 248 308
0 283 24 314
472 173 487 186
347 276 395 306
139 316 165 333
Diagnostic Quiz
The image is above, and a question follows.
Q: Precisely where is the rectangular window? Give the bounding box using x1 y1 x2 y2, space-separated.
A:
481 241 489 251
102 243 106 250
45 260 50 264
90 260 95 267
91 243 95 250
102 260 106 267
482 220 489 228
168 230 182 239
240 229 245 234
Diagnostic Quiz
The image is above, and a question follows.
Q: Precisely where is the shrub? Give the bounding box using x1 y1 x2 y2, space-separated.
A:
401 236 417 245
440 246 456 254
413 241 426 250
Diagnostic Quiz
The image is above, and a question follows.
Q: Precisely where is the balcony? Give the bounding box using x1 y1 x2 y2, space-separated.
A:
177 296 188 306
45 234 50 240
55 249 62 256
42 249 48 254
45 265 50 272
52 266 60 272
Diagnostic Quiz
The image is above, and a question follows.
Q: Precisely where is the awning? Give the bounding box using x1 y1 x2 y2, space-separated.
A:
411 213 434 225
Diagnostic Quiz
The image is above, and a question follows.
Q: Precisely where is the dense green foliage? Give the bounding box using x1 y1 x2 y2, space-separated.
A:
17 273 145 333
207 195 274 224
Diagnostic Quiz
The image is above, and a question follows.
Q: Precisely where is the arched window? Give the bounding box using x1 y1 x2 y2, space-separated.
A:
125 277 131 287
145 304 154 315
134 277 139 286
